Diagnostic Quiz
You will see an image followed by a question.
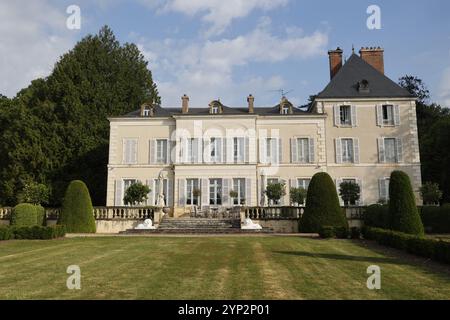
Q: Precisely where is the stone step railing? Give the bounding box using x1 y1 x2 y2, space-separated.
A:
1 207 156 221
244 207 304 220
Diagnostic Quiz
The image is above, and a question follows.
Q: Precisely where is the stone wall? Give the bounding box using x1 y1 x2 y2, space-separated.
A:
253 219 299 233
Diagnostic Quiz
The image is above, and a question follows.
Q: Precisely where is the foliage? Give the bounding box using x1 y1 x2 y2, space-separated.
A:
299 172 348 233
364 204 390 229
229 190 238 198
0 226 14 240
265 182 286 203
10 204 38 227
290 187 307 206
339 181 361 206
420 204 450 233
318 226 335 239
18 180 50 205
0 26 160 207
1 225 66 240
123 181 150 206
350 227 361 239
398 75 430 104
388 171 424 236
362 227 450 265
420 182 443 205
59 180 96 233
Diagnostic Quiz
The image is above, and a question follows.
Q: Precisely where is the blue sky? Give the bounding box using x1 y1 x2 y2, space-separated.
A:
1 0 450 108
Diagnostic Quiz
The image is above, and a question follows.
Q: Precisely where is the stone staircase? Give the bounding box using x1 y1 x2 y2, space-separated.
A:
122 217 273 234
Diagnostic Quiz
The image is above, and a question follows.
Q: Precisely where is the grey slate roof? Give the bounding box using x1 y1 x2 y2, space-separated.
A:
317 54 414 99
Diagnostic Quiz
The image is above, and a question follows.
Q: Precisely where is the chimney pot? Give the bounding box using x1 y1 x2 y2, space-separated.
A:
181 94 189 114
328 47 343 80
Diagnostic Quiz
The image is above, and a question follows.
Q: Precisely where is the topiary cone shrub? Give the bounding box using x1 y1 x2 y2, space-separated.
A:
388 171 424 236
299 172 348 233
59 180 96 233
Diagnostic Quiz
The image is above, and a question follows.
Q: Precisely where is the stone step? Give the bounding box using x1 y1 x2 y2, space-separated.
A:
121 228 274 234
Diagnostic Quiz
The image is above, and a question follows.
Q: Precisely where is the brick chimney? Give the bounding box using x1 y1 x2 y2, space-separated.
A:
328 47 343 80
247 94 254 113
359 47 384 74
181 94 189 114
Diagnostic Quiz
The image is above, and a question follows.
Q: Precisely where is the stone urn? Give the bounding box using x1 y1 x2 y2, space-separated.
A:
163 207 171 214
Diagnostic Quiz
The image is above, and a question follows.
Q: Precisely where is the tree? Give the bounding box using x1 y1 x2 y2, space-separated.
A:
265 183 286 205
388 171 424 236
59 180 96 233
18 180 50 205
123 182 150 206
300 173 348 233
420 182 443 205
290 187 307 206
339 181 361 206
398 75 430 104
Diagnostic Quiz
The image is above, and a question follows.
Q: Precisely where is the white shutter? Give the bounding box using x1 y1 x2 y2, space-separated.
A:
280 179 287 206
351 105 358 127
376 105 383 127
131 139 138 164
192 138 199 163
115 180 123 206
379 179 387 201
245 137 250 163
353 138 360 163
178 179 185 206
291 138 298 163
378 138 385 163
197 138 203 163
278 139 283 164
204 138 211 163
221 137 226 163
396 138 403 163
335 139 342 164
334 105 340 127
245 178 252 206
309 138 315 163
167 179 173 206
149 140 156 164
223 178 230 206
201 178 209 206
259 138 266 164
393 105 400 126
226 137 233 164
166 140 171 164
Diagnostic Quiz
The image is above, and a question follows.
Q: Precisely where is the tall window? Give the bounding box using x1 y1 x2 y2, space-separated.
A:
123 179 137 205
209 179 222 205
384 138 397 163
382 105 394 125
232 178 246 205
266 138 279 163
296 138 310 163
186 179 199 206
340 105 352 126
297 179 311 191
379 178 390 202
233 137 245 163
210 137 222 162
341 138 354 163
187 138 196 163
123 139 138 164
156 139 168 163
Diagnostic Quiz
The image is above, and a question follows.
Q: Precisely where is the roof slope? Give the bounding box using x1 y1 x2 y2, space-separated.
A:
317 54 414 99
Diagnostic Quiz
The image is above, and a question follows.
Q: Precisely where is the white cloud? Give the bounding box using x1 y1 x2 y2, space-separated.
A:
137 21 328 106
140 0 289 37
0 1 75 97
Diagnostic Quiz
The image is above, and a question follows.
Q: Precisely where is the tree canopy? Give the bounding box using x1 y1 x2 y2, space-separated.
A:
0 26 160 206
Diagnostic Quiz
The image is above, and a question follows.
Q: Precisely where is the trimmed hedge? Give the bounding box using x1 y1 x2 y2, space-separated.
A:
388 171 424 236
420 204 450 233
10 204 38 227
300 172 348 233
319 226 335 239
59 180 96 233
362 227 450 264
0 225 66 240
36 205 46 226
364 204 389 229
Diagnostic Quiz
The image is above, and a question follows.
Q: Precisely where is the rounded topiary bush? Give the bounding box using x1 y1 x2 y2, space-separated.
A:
59 180 96 233
35 205 46 226
300 172 348 233
10 204 38 227
388 171 424 236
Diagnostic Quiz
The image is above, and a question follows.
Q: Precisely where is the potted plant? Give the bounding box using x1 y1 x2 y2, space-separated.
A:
339 181 361 206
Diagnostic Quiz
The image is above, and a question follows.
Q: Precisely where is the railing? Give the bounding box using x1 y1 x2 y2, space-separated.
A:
190 206 241 219
244 207 304 220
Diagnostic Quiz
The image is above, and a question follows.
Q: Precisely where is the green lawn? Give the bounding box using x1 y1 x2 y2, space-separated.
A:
0 236 449 300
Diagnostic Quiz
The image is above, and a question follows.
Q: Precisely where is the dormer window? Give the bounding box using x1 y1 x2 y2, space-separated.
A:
358 79 370 93
281 106 289 115
140 104 153 117
279 97 293 115
211 106 219 114
209 100 223 114
143 108 151 117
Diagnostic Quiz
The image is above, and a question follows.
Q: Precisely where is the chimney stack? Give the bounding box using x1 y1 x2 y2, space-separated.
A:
181 94 189 114
328 47 343 80
359 47 384 74
247 94 254 113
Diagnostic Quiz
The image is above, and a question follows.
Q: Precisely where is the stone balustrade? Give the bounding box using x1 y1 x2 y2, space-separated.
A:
244 207 304 220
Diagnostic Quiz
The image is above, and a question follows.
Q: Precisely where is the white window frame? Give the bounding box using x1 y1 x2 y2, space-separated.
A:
123 138 138 165
379 177 390 202
266 138 279 164
211 106 219 114
382 104 394 126
152 178 168 206
297 137 310 163
156 139 168 164
340 105 352 126
122 178 138 206
281 106 289 114
233 137 245 163
341 138 354 163
186 178 200 206
384 138 398 163
232 178 246 206
209 178 222 206
297 178 311 191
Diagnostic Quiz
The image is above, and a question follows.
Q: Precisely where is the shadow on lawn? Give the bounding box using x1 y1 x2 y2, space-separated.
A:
273 251 407 265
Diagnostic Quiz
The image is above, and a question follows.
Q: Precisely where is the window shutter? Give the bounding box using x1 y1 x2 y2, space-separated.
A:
221 137 225 163
393 105 400 126
334 105 340 127
245 178 252 206
309 138 315 163
131 140 138 164
378 138 385 163
259 138 266 164
245 137 250 163
353 138 360 163
115 180 123 206
280 179 287 206
226 137 233 164
335 139 342 164
166 140 171 164
201 179 209 206
178 179 185 207
204 138 211 163
376 105 383 127
278 139 283 164
153 179 158 206
379 178 387 201
167 179 173 206
291 138 298 163
197 138 203 163
223 178 230 206
396 138 403 163
351 105 358 127
150 140 156 164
